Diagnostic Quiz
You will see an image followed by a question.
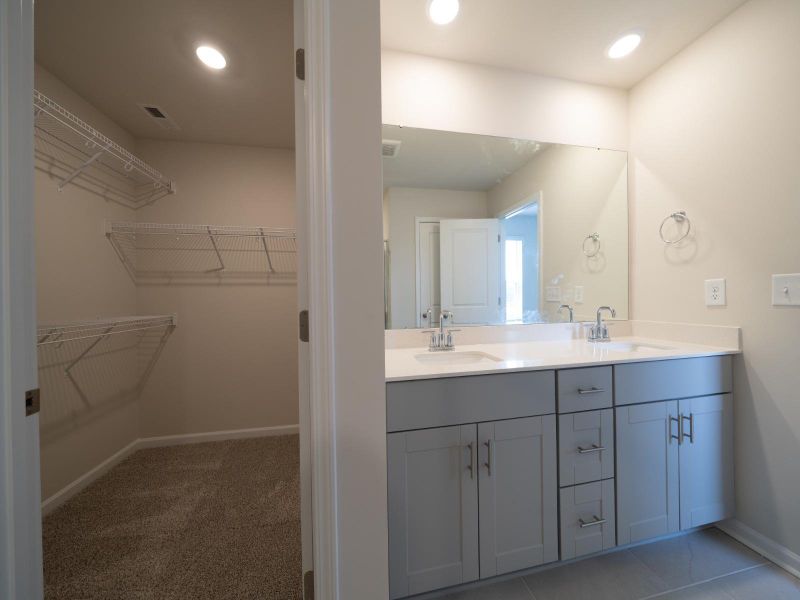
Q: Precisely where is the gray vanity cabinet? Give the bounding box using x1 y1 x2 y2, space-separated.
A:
478 416 558 578
678 394 735 529
616 400 681 545
387 425 479 599
616 356 735 546
386 372 558 598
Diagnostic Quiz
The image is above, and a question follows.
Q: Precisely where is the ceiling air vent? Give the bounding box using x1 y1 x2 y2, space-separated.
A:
138 103 180 131
382 139 402 158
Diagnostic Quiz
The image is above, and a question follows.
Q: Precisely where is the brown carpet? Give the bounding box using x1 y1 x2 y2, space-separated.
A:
43 435 302 600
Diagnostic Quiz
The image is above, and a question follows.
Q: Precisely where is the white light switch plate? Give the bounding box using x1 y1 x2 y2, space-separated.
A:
772 273 800 306
574 286 584 304
705 278 726 306
545 286 562 302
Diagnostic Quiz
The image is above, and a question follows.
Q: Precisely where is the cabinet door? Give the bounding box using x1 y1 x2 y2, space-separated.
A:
387 425 479 599
478 416 558 578
679 394 735 529
616 401 680 545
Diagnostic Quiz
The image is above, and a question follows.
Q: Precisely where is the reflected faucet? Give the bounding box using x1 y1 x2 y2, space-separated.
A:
558 304 574 323
588 306 616 342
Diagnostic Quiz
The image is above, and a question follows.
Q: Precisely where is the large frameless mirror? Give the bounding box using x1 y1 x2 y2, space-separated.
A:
382 125 628 329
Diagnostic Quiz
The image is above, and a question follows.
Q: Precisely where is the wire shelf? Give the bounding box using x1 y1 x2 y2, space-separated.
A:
37 315 177 374
34 90 176 206
106 221 297 281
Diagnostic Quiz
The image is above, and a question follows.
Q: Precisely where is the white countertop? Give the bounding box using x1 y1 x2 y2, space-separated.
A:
385 336 740 382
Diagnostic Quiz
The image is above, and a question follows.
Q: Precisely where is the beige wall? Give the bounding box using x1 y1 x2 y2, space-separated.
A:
382 50 629 151
629 0 800 555
35 64 140 499
489 145 629 322
385 186 489 328
135 140 298 436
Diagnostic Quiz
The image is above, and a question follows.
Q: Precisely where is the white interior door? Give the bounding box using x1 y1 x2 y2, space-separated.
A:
439 219 500 325
416 221 441 327
0 0 44 597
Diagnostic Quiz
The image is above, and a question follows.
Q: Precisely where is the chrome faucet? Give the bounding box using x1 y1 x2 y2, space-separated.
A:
421 310 459 351
558 304 574 323
588 306 616 342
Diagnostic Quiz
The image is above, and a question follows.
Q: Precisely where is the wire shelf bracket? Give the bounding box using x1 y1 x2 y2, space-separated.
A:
33 90 176 204
37 315 177 374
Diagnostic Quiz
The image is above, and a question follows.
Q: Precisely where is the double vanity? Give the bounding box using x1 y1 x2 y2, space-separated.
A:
385 331 737 599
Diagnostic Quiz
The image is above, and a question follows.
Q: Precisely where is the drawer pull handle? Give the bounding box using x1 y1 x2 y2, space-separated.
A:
577 444 606 454
579 515 607 528
578 387 605 395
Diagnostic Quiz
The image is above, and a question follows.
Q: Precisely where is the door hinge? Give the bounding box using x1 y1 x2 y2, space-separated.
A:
303 570 314 600
25 388 40 417
497 234 501 242
299 310 310 342
498 296 501 307
296 48 305 81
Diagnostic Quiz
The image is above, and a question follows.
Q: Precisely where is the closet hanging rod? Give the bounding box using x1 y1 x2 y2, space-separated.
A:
33 90 176 195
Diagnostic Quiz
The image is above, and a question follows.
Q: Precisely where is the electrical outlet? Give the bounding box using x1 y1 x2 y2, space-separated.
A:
574 286 584 304
705 278 726 306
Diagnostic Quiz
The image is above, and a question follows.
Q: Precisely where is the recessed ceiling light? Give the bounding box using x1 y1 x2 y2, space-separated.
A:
427 0 459 25
195 45 227 70
607 33 642 59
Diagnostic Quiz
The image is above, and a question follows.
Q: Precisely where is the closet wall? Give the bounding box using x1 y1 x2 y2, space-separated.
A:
135 140 298 437
35 64 140 499
34 67 298 502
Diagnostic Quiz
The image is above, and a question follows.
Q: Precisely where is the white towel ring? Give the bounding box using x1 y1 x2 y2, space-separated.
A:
583 233 601 257
659 211 692 245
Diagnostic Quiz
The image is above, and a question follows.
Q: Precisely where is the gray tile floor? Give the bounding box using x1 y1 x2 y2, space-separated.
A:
435 528 800 600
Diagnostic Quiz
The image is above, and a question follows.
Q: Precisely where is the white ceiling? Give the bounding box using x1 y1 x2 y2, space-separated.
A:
382 125 547 191
381 0 749 89
35 0 294 148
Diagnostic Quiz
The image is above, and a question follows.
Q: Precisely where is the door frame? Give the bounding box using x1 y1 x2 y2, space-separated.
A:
414 216 441 328
301 0 388 598
496 191 544 317
0 0 44 597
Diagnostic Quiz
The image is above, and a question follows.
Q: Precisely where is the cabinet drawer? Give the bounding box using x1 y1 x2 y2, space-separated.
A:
557 367 613 413
558 409 614 486
615 356 732 406
560 480 616 560
386 371 555 432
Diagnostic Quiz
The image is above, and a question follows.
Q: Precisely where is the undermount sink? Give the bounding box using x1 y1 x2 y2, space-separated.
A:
414 351 503 365
603 341 673 353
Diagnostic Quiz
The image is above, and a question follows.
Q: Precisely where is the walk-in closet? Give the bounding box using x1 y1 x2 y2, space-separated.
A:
32 1 301 597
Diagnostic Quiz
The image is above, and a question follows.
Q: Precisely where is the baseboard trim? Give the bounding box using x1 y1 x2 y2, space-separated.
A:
136 424 299 449
41 439 140 516
718 519 800 579
41 424 299 515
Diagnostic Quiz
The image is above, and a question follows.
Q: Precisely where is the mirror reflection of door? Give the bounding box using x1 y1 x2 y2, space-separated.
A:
440 219 501 325
416 220 441 327
417 218 501 326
